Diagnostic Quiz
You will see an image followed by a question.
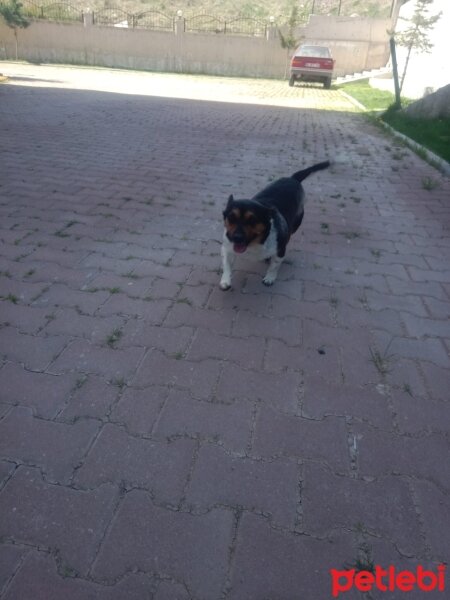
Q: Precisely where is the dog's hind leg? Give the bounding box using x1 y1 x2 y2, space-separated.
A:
262 255 284 286
220 244 235 290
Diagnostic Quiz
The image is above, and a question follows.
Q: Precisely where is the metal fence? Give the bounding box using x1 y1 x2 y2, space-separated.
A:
21 0 83 22
14 0 397 32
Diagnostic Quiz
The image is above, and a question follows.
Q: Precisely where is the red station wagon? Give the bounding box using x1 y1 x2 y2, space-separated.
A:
289 45 335 89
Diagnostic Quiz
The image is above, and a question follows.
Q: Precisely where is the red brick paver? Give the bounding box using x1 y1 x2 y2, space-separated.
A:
1 63 449 599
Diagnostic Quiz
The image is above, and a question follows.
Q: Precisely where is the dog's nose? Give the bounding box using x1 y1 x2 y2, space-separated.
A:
231 228 246 244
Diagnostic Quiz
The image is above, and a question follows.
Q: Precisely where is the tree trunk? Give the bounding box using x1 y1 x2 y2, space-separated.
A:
399 43 412 93
14 28 18 60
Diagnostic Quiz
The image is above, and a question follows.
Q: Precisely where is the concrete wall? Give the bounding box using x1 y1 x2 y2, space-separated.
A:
0 13 392 79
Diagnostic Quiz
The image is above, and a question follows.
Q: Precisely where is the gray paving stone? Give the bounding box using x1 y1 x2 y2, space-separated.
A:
153 388 253 452
0 362 78 418
110 385 168 435
185 444 300 528
0 467 118 575
253 406 350 472
411 479 450 561
0 406 100 484
355 423 450 491
302 463 423 555
3 551 154 600
74 424 195 503
91 490 234 599
228 513 359 600
132 349 221 398
48 339 145 381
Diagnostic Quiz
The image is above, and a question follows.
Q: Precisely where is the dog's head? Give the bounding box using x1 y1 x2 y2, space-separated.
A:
223 196 273 254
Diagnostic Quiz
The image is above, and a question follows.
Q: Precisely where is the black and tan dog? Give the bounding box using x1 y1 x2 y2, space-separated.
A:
220 161 330 290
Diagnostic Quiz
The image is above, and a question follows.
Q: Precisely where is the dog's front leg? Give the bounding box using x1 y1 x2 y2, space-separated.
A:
220 243 235 290
263 255 284 286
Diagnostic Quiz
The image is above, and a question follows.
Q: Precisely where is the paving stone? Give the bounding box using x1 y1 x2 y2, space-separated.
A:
75 424 195 503
253 406 349 472
185 444 300 528
264 338 305 372
412 480 450 561
153 580 190 600
419 361 450 401
217 363 301 413
133 349 221 398
355 423 450 491
0 467 118 575
228 513 359 600
91 490 233 599
43 308 125 344
0 544 25 594
302 462 423 555
0 326 68 371
60 375 119 421
373 331 450 369
32 284 110 315
0 406 100 484
187 329 265 369
117 321 194 353
0 362 77 418
3 552 155 600
0 302 49 334
232 311 302 346
48 339 145 381
110 385 168 435
390 389 450 434
0 461 16 489
97 295 171 323
163 302 234 335
153 389 253 452
302 376 393 429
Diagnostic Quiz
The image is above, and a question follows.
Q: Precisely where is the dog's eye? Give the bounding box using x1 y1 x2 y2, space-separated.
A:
227 214 237 224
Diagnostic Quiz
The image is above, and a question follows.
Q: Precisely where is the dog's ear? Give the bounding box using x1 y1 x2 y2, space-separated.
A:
223 194 234 218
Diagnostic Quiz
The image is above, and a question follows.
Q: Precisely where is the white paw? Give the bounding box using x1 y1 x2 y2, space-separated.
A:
220 280 231 291
262 276 275 286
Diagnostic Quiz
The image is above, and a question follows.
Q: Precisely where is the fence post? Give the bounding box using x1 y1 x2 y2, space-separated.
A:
83 9 93 27
266 16 276 41
390 37 401 109
175 11 184 35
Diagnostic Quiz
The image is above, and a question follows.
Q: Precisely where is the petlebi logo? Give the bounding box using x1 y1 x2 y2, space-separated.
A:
330 564 446 597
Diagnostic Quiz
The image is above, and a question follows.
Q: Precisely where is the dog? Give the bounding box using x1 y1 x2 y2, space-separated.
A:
220 161 330 290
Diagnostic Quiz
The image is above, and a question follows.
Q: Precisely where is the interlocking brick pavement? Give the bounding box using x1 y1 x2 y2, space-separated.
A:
0 62 449 599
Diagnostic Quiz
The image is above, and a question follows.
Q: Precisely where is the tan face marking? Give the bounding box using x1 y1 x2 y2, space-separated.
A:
225 208 267 245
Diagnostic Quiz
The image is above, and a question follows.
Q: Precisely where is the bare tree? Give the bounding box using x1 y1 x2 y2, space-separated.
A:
278 5 302 79
392 0 442 93
0 0 30 60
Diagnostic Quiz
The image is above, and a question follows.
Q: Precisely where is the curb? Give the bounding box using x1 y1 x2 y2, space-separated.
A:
339 90 366 111
378 119 450 177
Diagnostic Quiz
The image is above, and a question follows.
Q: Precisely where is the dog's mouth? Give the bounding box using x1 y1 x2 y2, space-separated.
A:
233 242 247 254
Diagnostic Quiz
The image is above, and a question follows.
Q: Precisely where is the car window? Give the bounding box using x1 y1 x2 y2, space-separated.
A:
296 46 331 58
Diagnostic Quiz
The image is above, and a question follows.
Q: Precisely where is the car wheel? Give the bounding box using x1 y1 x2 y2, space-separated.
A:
289 76 295 87
324 77 331 89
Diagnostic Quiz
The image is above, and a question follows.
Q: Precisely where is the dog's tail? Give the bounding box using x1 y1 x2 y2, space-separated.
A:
291 161 330 183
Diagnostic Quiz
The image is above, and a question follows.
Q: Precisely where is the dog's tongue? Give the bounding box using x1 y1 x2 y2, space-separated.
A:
233 243 247 254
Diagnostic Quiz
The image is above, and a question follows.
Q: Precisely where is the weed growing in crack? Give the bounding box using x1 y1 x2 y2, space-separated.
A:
369 344 394 376
422 176 438 191
106 328 123 348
